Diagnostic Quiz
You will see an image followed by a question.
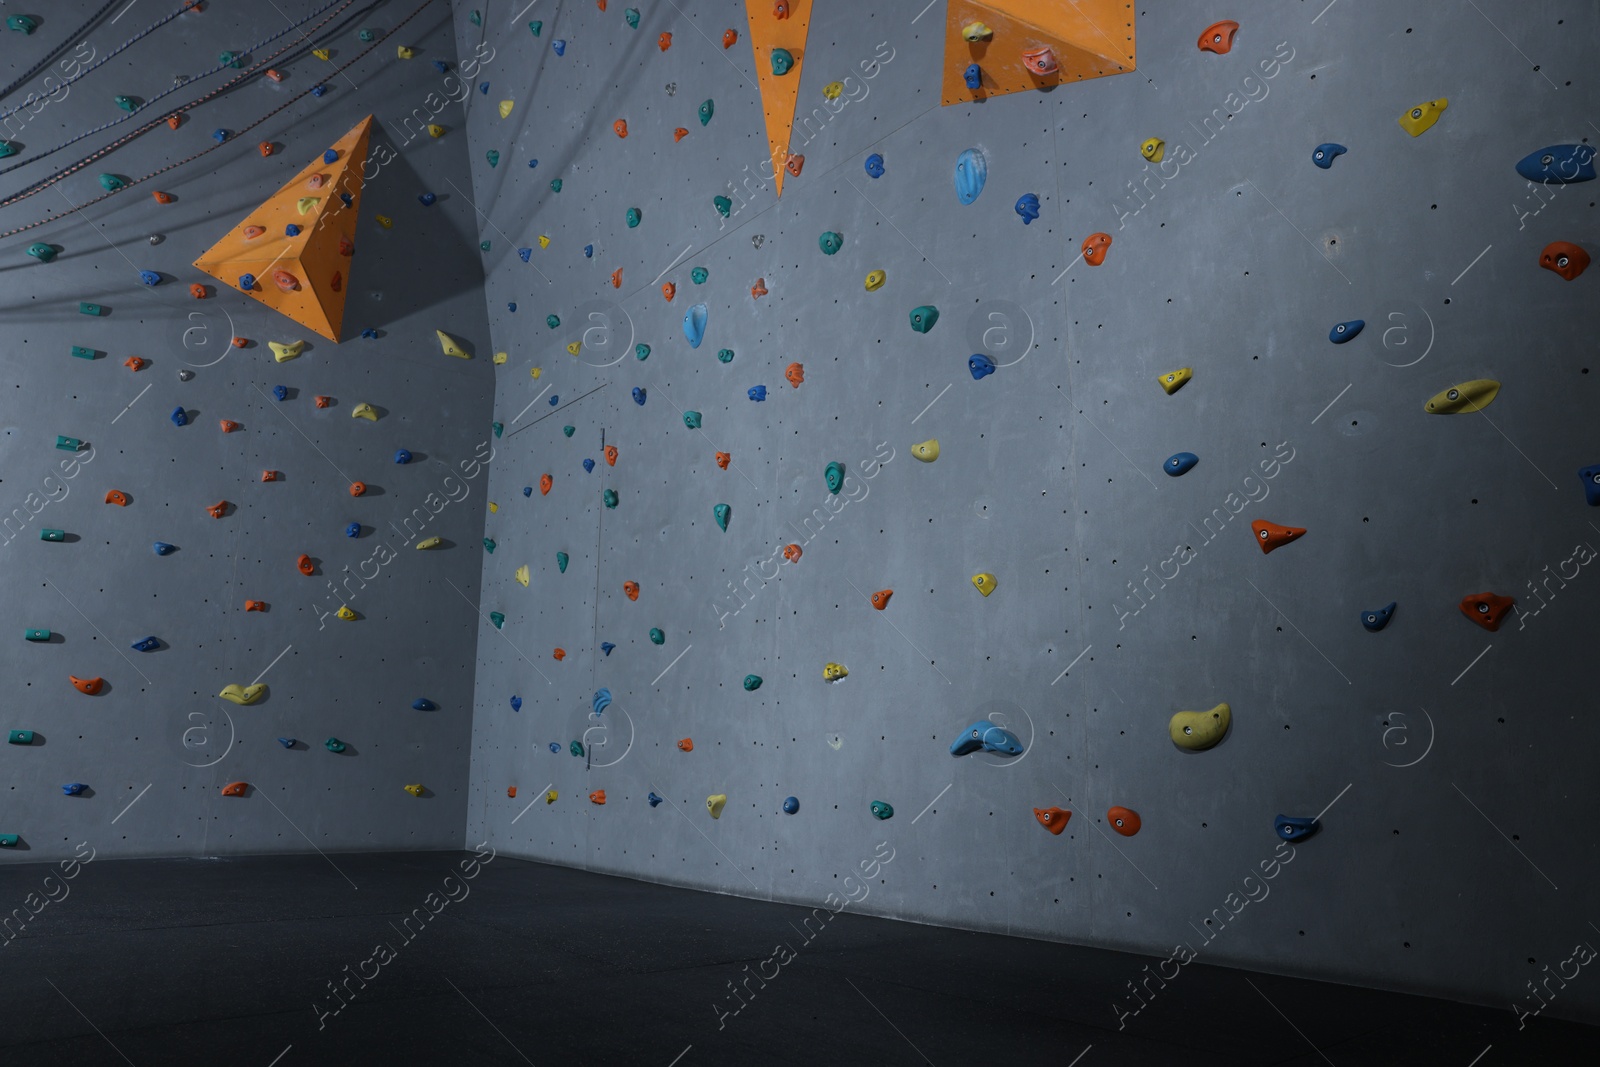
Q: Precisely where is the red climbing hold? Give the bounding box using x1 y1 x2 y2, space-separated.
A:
590 789 607 804
1107 806 1142 836
153 191 174 204
243 225 265 240
611 268 623 289
715 452 730 469
604 445 618 466
661 282 676 302
870 589 893 610
773 1 790 18
1540 241 1590 281
722 28 738 48
231 336 249 348
674 128 689 142
258 141 274 157
349 482 366 497
783 544 802 563
677 738 694 752
206 501 229 518
70 675 104 695
1460 592 1514 632
338 236 354 256
166 115 181 130
751 278 768 299
1034 807 1071 835
272 269 300 292
265 69 283 82
1082 232 1112 266
658 32 672 50
245 600 266 612
330 271 342 293
314 395 331 407
219 420 239 433
624 581 640 601
507 786 517 798
221 782 248 797
105 490 129 506
297 553 315 576
614 118 629 138
540 474 553 495
123 356 146 372
1250 519 1305 554
785 154 805 177
190 283 208 299
1198 19 1239 54
553 648 566 660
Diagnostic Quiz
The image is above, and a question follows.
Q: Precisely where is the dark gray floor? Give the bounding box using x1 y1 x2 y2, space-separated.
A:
0 850 1588 1066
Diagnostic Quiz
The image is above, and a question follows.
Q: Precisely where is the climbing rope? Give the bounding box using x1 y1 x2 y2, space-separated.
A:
0 0 123 107
0 0 436 237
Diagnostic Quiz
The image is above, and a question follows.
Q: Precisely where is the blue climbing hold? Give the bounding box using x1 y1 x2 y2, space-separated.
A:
63 783 87 796
585 244 594 257
964 63 981 89
278 737 296 748
950 720 1024 757
1581 464 1600 506
518 247 532 262
1329 319 1364 344
508 303 516 312
286 224 301 237
1312 143 1346 169
549 742 561 753
684 302 708 348
523 486 533 497
748 385 767 402
783 796 799 814
131 636 159 652
864 153 884 178
152 542 175 555
553 39 566 55
1516 144 1597 185
583 458 595 473
394 449 412 464
968 354 995 380
413 698 438 710
361 328 378 339
648 792 664 807
1361 602 1397 632
548 396 558 406
170 407 188 427
139 269 161 286
212 128 230 143
339 192 351 208
1164 452 1199 477
633 387 646 405
955 147 987 205
240 273 255 290
528 158 538 168
418 191 436 206
593 688 611 715
1015 193 1040 224
510 695 522 712
480 82 489 95
345 522 360 538
1275 815 1319 842
433 60 448 73
311 85 328 98
323 149 338 164
601 642 616 655
273 385 289 401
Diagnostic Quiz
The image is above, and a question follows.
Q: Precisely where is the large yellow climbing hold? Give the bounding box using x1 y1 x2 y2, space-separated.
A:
415 536 443 549
566 341 581 356
1169 703 1231 751
493 351 508 365
269 340 305 362
336 605 357 621
1157 367 1192 395
427 124 445 138
397 45 415 59
218 683 267 705
971 572 997 596
499 100 514 119
823 662 848 682
438 330 469 358
403 784 424 796
515 565 530 587
296 197 320 215
1140 137 1165 163
864 269 886 291
538 235 551 249
351 402 378 421
1398 97 1447 137
911 439 939 462
961 21 993 41
706 794 727 819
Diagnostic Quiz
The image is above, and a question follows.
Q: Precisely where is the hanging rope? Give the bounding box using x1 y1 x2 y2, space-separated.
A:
0 0 123 107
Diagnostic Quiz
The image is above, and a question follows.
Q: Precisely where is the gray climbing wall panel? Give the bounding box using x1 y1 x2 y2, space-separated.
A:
0 2 492 858
459 0 1600 1022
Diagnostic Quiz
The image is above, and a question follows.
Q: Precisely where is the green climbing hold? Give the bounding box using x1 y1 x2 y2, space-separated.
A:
649 627 665 645
825 461 846 494
557 551 569 573
8 730 34 744
570 740 584 756
79 302 103 316
480 241 491 251
0 141 16 158
56 436 83 451
27 243 56 263
490 611 506 629
714 503 731 531
910 305 940 333
325 738 347 753
691 267 708 284
699 99 715 126
492 421 504 438
359 28 376 41
40 529 65 542
626 207 642 228
743 674 762 691
635 343 651 360
24 629 50 642
486 150 500 167
771 48 794 76
0 835 18 847
819 231 843 255
483 538 496 553
547 314 561 329
99 174 127 192
714 195 732 218
550 178 562 193
70 346 95 359
529 20 543 35
219 51 242 68
562 425 575 437
717 348 734 364
870 801 894 820
683 411 702 429
626 8 640 29
114 95 137 112
7 15 38 34
603 488 618 508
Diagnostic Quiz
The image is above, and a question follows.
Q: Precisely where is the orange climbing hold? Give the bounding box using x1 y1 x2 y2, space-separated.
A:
1107 806 1142 836
614 119 629 138
314 395 331 407
219 420 239 433
783 543 802 563
870 589 893 610
1540 241 1590 281
153 191 174 204
167 115 181 130
785 362 804 387
261 470 278 481
658 32 672 50
189 283 208 299
715 452 730 469
611 268 623 289
297 553 315 576
70 675 104 695
1082 232 1112 266
231 336 248 348
553 648 567 660
674 128 689 142
751 277 768 299
105 490 129 506
1460 592 1514 632
1198 19 1239 54
258 141 273 157
243 225 266 240
677 738 694 752
604 445 618 466
271 269 299 292
1250 519 1305 555
245 600 266 612
662 282 676 302
540 473 553 495
722 28 738 48
206 501 229 518
265 69 283 82
349 482 366 497
624 580 640 601
1034 807 1071 835
123 356 146 371
773 0 790 16
590 789 607 804
785 153 805 177
507 786 517 798
221 782 248 797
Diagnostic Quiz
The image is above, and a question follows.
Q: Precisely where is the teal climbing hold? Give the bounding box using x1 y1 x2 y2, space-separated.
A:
486 150 500 167
79 302 103 315
70 346 95 359
550 178 563 192
699 99 715 126
563 426 575 437
547 314 561 329
683 411 702 429
7 15 38 34
490 611 505 628
219 51 242 68
56 436 83 451
824 461 846 494
483 538 496 553
717 348 734 363
771 48 794 75
870 801 894 820
714 195 732 217
529 20 543 35
910 306 940 333
324 738 347 753
359 28 376 41
691 267 708 284
626 207 642 228
603 489 618 508
819 231 843 255
114 95 137 112
557 551 569 573
492 421 504 438
8 730 33 744
24 629 50 641
481 241 492 252
470 10 482 26
714 503 731 531
27 243 56 263
635 343 651 360
649 627 665 645
0 835 17 847
0 142 16 159
98 174 127 192
40 529 65 542
743 674 762 691
626 9 640 29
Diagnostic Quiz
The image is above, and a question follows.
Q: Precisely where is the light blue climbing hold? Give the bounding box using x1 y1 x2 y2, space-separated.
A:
968 354 995 380
1361 602 1397 632
486 150 499 168
1275 815 1319 842
170 407 187 427
717 348 734 364
582 458 595 473
394 449 412 464
783 796 799 814
1015 193 1040 224
510 695 522 712
152 542 175 555
1312 143 1346 169
864 153 884 178
649 628 665 645
1164 452 1198 477
1329 320 1364 344
131 636 159 652
278 738 296 748
715 503 731 531
949 720 1024 757
683 411 701 429
649 792 664 806
585 245 594 257
748 385 767 402
139 269 160 286
557 551 569 572
964 63 981 89
413 698 438 710
636 343 651 360
1516 144 1597 184
345 522 361 538
63 783 87 796
273 385 289 401
955 147 987 205
593 688 611 715
490 612 505 628
684 303 708 347
602 642 616 655
553 39 566 55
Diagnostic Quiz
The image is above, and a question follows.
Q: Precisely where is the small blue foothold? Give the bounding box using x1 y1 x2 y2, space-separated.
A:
63 783 87 796
170 406 188 427
523 486 533 497
510 695 522 712
345 522 360 538
528 158 538 168
480 82 489 95
954 147 987 205
1361 602 1397 632
1516 144 1598 185
339 191 351 207
550 742 561 753
684 302 709 348
583 458 595 473
285 224 301 236
212 128 230 143
1275 815 1319 842
593 688 611 715
433 60 448 73
311 84 327 97
1164 452 1199 477
585 244 594 257
864 153 884 178
239 273 255 290
508 302 516 312
549 395 559 406
633 387 646 405
394 449 412 464
413 698 438 710
361 328 378 339
1329 319 1364 344
782 796 799 814
418 191 436 206
139 269 161 286
601 641 616 655
152 542 175 555
748 385 767 402
648 792 664 807
968 354 995 380
553 39 566 55
323 149 338 164
273 385 288 401
964 63 981 90
1015 193 1040 224
131 636 159 652
278 737 295 748
1312 143 1347 169
518 247 532 262
1581 464 1600 506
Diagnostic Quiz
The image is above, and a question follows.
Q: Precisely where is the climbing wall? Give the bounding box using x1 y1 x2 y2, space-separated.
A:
461 0 1600 1022
0 2 493 857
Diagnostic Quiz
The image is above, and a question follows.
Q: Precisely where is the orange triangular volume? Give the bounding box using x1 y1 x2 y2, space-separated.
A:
745 0 812 198
192 116 374 341
942 0 1135 106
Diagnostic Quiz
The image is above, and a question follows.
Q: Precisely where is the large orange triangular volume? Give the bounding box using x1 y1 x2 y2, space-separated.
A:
193 116 374 341
745 0 812 198
942 0 1135 106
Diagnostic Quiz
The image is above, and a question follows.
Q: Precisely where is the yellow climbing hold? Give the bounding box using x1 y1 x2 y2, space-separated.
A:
375 214 393 229
218 683 266 705
1157 367 1192 395
296 197 320 215
1140 137 1165 163
427 124 445 138
312 48 330 60
403 784 424 796
530 367 541 378
269 340 305 362
351 402 378 421
515 564 530 587
493 351 508 365
822 81 843 100
565 341 581 356
1169 703 1231 751
438 330 469 358
397 45 415 59
823 662 848 682
911 439 939 462
706 794 727 819
336 605 357 621
1398 97 1447 137
538 235 551 249
961 21 993 41
499 100 514 119
488 501 498 514
971 572 997 596
415 536 442 549
864 269 886 291
545 789 558 804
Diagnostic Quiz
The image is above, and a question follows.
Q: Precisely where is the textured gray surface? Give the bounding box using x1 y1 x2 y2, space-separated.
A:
0 1 492 858
458 0 1600 1022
